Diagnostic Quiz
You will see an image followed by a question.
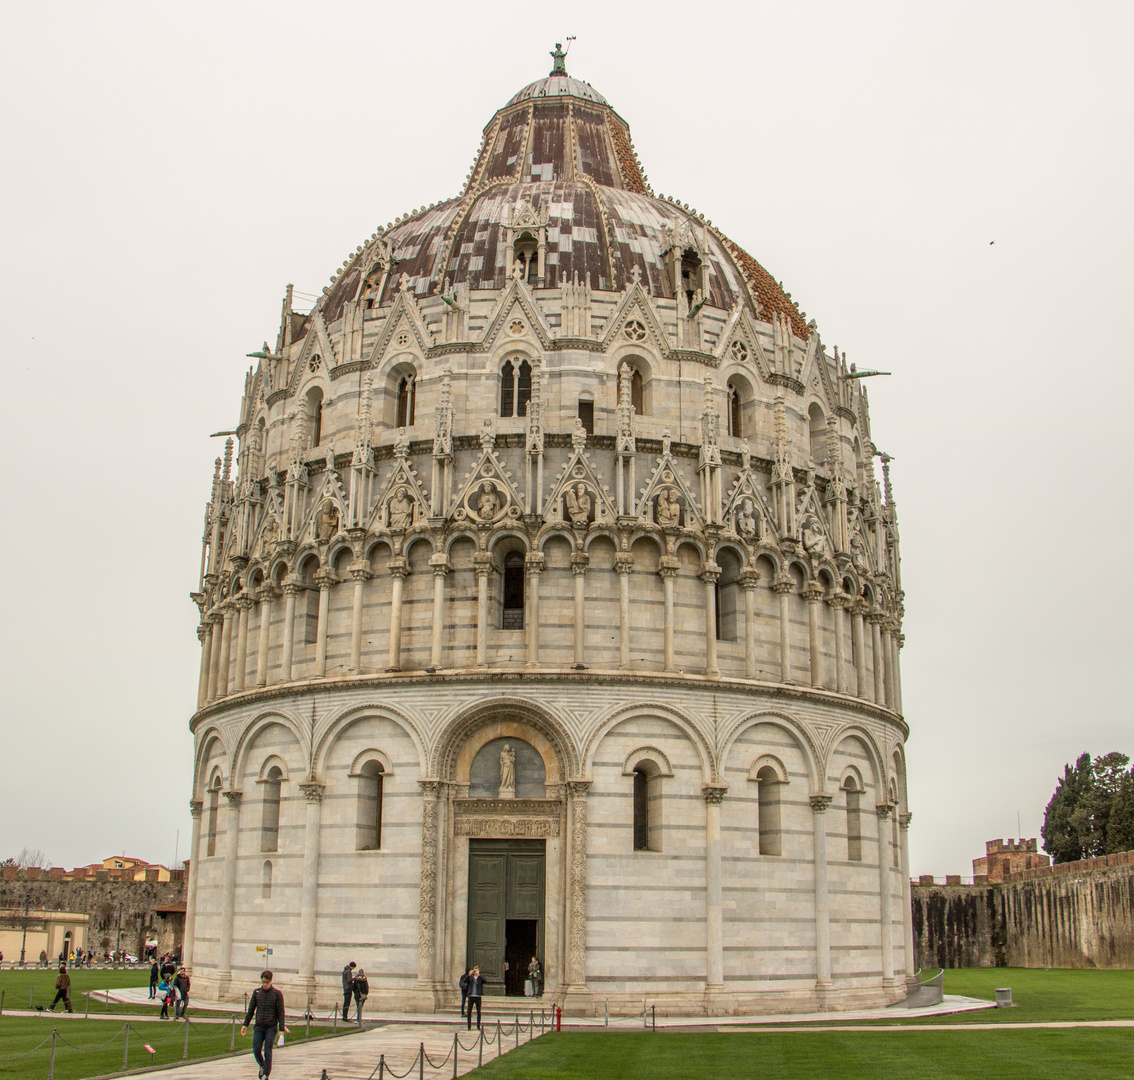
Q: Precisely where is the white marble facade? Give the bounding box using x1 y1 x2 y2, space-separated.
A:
185 54 912 1016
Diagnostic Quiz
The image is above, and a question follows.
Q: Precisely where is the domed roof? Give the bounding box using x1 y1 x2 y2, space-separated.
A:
320 52 807 339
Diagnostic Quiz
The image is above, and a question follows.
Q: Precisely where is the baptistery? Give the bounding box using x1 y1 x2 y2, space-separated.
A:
185 48 913 1016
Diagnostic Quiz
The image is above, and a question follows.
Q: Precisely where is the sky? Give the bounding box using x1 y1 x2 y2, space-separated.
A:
1 1 1131 878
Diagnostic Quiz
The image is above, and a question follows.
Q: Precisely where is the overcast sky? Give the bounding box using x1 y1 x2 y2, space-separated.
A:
1 2 1131 878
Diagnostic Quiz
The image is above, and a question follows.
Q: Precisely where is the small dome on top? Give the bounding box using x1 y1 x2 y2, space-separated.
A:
505 42 609 108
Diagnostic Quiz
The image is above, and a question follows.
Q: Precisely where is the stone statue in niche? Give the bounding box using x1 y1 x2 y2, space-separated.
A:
258 516 279 554
801 514 830 559
499 743 516 798
655 487 682 527
388 486 414 530
565 483 591 525
850 529 868 571
475 480 501 522
316 500 339 541
736 498 757 539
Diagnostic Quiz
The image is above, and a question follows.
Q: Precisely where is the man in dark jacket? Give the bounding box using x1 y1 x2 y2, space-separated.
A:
173 967 191 1019
241 970 287 1079
149 959 160 998
465 967 485 1030
458 968 471 1018
341 961 356 1021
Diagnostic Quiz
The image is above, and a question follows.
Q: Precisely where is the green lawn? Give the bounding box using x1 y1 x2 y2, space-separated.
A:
0 968 235 1018
936 967 1134 1022
0 1016 341 1079
477 1029 1134 1080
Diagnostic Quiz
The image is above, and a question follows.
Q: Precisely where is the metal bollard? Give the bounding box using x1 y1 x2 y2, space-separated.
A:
48 1030 57 1080
306 1011 311 1040
497 1019 502 1058
84 993 89 1019
0 989 4 1016
530 1009 534 1041
183 1016 190 1059
643 999 647 1028
478 1028 483 1068
605 999 609 1027
123 1021 131 1070
334 1011 338 1032
105 989 108 1013
515 1013 519 1050
378 1053 385 1080
29 988 34 1008
453 1031 458 1079
652 1005 655 1030
230 1015 236 1052
419 1041 424 1080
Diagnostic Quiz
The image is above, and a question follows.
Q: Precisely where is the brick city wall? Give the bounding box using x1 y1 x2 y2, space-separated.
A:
912 853 1134 969
0 877 187 958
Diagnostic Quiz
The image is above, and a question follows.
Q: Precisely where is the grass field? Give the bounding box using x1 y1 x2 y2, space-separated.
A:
0 1016 341 1079
474 1029 1134 1080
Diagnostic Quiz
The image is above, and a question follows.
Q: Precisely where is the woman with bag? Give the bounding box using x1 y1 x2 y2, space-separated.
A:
352 969 369 1025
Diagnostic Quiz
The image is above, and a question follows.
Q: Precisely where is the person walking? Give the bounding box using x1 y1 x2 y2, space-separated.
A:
340 961 356 1021
157 976 173 1019
48 964 73 1012
527 956 542 998
352 968 369 1025
149 958 160 998
465 967 485 1030
458 968 471 1018
174 966 191 1019
241 970 288 1080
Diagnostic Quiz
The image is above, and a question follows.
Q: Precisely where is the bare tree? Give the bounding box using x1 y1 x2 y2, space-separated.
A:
13 848 49 870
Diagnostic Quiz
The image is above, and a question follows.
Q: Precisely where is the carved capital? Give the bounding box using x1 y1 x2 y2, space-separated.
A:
388 557 408 580
222 790 243 807
429 554 451 576
188 800 203 818
473 553 494 577
255 584 278 604
419 779 442 799
699 561 721 585
875 803 894 819
738 569 760 590
809 794 833 813
614 553 634 575
771 575 795 595
566 780 592 800
571 552 590 576
702 783 728 805
658 556 680 580
525 552 546 574
828 590 852 610
235 594 255 612
801 581 824 603
899 812 913 830
282 580 305 598
299 781 325 804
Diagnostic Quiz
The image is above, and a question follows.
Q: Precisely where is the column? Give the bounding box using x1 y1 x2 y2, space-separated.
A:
852 601 868 700
803 581 824 689
659 557 679 672
870 613 887 706
739 570 759 679
206 613 223 703
233 596 252 692
474 554 492 667
830 593 848 694
216 790 243 992
217 604 235 699
566 781 591 986
701 562 721 677
297 781 324 1004
416 780 441 985
810 795 832 990
571 552 589 666
899 813 915 978
882 624 896 710
349 564 370 675
429 556 449 669
703 785 727 988
890 629 904 714
182 800 203 972
280 582 301 682
615 554 633 670
385 558 407 671
255 586 274 688
196 624 212 710
525 552 544 667
875 804 896 986
314 571 333 678
773 576 793 683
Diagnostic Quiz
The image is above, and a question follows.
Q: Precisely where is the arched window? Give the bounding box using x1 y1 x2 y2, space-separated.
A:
631 761 662 852
502 552 525 630
716 549 741 641
396 374 415 427
631 369 644 414
681 248 702 308
306 386 324 448
356 761 385 851
499 360 532 418
514 232 538 284
206 777 221 857
577 397 594 435
260 766 282 853
756 766 782 856
727 381 742 438
843 775 863 861
261 860 273 899
809 403 827 464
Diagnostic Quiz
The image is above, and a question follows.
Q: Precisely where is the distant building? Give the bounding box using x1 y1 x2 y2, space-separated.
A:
0 908 88 963
973 838 1050 883
71 857 175 882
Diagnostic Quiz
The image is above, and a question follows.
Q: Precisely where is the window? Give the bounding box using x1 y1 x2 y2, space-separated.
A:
577 398 594 435
633 768 649 851
514 232 538 284
260 766 282 853
356 761 385 851
756 766 782 856
306 386 324 448
809 403 827 464
396 374 415 427
206 779 221 857
502 552 525 630
500 360 532 418
680 249 701 308
631 369 644 414
843 776 863 861
727 381 742 438
261 860 273 899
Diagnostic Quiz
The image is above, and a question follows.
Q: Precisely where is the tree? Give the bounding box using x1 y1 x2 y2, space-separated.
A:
1042 751 1134 862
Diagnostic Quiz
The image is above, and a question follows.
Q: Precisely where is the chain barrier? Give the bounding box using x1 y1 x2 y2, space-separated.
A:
454 1032 482 1052
376 1047 423 1079
421 1040 454 1069
53 1023 129 1051
0 1032 54 1062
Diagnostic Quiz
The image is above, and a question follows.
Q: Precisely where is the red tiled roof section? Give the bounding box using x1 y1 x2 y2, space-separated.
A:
609 122 649 195
721 238 809 339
